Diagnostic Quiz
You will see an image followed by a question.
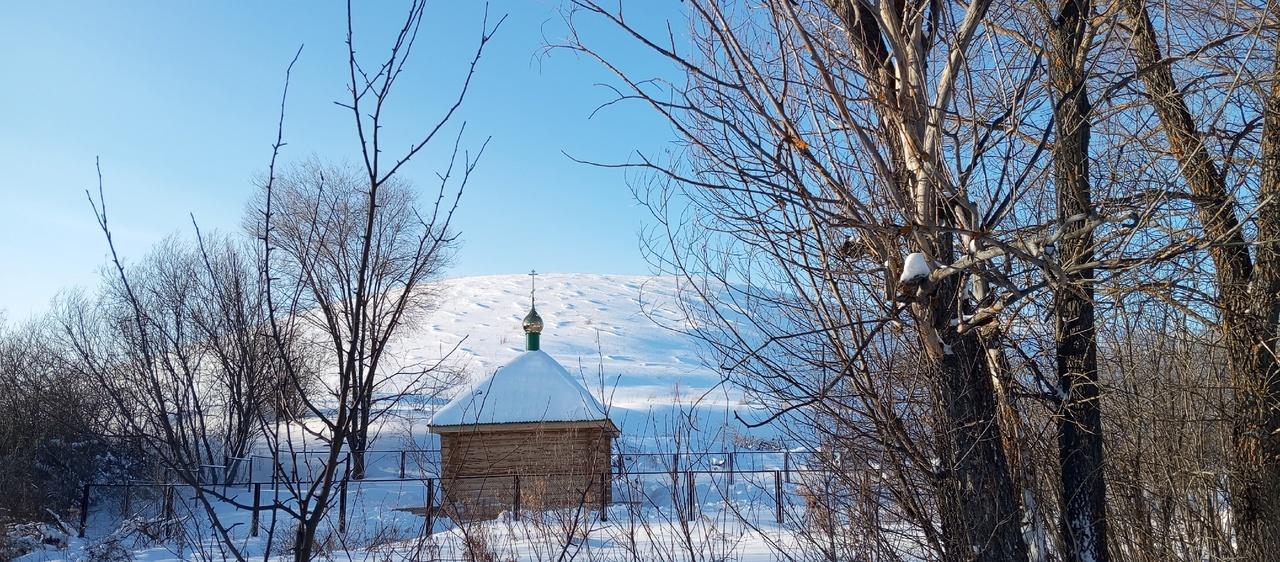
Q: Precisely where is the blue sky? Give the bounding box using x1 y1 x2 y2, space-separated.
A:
0 1 682 318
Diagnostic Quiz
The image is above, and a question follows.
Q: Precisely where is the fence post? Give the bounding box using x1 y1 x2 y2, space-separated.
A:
599 472 610 521
774 470 783 524
338 478 349 534
251 483 262 537
727 452 735 486
513 475 522 520
121 482 131 517
685 471 696 521
425 478 435 537
78 484 91 538
784 451 791 483
163 485 175 519
399 451 407 479
247 456 254 486
672 452 679 474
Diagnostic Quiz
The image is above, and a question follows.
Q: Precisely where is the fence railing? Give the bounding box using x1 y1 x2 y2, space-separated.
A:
79 467 824 539
615 450 817 474
77 448 823 538
132 448 819 487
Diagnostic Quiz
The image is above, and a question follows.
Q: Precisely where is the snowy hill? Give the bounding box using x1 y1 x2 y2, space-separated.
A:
388 273 754 449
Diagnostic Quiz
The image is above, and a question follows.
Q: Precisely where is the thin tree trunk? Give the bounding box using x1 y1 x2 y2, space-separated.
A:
347 410 368 480
1047 0 1111 560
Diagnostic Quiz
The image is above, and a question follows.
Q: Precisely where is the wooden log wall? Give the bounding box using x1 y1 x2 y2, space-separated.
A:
438 424 613 519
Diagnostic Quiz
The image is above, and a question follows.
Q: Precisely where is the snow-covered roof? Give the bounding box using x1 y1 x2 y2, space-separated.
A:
430 350 612 427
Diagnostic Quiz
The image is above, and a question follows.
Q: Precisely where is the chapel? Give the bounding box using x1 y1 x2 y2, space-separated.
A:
428 281 618 520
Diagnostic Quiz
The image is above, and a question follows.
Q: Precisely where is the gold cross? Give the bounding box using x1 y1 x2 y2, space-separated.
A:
528 269 538 308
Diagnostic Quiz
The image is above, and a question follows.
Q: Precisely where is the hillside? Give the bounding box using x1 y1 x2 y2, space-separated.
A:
388 273 759 450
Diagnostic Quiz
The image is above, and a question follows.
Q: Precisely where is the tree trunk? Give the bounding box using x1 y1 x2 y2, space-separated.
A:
925 269 1030 562
348 430 367 481
1122 1 1280 558
935 334 1030 562
1047 0 1111 560
821 3 1032 555
1239 37 1280 558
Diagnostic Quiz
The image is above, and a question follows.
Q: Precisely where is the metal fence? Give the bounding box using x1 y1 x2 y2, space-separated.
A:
141 448 817 487
78 448 820 538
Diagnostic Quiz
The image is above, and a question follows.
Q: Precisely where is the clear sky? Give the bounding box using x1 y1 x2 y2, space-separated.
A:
0 1 681 319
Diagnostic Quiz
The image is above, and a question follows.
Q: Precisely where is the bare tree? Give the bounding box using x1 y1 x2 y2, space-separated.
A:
188 233 309 478
1113 1 1280 558
559 0 1077 558
259 158 457 481
247 2 501 557
1045 0 1111 558
62 194 263 560
57 231 297 488
61 2 499 558
1098 305 1234 561
558 0 1261 558
0 315 124 525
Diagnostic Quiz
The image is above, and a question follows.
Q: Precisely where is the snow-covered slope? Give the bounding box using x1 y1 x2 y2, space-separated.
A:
375 273 762 452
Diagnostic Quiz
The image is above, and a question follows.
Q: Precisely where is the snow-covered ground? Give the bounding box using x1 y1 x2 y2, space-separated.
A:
19 273 813 561
403 274 739 411
50 472 815 562
386 273 771 454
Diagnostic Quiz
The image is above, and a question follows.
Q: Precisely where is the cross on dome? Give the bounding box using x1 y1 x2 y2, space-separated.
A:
522 270 544 349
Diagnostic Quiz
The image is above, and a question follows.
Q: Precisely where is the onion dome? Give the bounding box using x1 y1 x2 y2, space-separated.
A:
523 307 544 334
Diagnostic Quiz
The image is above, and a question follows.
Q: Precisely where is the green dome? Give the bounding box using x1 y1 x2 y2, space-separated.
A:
522 307 544 334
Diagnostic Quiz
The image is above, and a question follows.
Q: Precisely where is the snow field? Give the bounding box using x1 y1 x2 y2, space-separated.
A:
21 273 814 561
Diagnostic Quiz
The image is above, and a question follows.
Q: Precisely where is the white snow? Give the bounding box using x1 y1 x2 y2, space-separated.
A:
23 478 811 562
24 273 815 562
900 252 931 283
429 349 611 426
392 273 755 447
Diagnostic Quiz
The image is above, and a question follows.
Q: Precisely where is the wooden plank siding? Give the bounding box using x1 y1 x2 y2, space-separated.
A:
437 422 614 520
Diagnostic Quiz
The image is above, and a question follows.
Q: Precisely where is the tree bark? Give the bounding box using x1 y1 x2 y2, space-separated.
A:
935 330 1031 562
926 260 1031 562
1047 0 1111 560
